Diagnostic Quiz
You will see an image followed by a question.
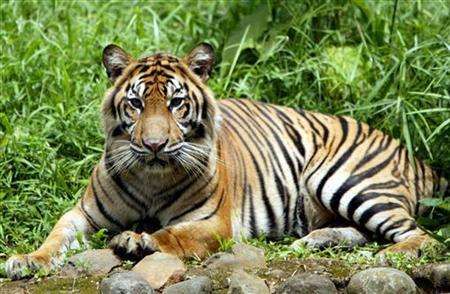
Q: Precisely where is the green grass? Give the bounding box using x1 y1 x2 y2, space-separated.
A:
215 235 448 274
1 0 449 262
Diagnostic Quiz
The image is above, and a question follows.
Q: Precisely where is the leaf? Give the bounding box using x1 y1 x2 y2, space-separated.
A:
221 2 271 74
419 198 444 207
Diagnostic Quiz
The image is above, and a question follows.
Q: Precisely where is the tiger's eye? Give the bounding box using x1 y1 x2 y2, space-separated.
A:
128 98 143 109
170 97 184 108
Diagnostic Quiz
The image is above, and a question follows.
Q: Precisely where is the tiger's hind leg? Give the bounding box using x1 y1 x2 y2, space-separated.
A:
291 227 368 250
377 227 435 258
345 200 434 257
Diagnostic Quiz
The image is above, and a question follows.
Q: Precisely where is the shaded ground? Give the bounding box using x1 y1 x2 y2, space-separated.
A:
1 256 444 293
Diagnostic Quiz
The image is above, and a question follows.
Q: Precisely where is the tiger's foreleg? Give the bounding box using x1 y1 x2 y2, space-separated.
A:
5 205 95 280
110 218 231 260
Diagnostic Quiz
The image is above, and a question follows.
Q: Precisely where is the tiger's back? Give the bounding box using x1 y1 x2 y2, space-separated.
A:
219 98 441 243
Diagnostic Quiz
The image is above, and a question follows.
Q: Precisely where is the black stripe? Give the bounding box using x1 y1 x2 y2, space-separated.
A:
392 222 417 239
220 106 270 170
358 202 403 226
200 188 225 220
91 180 124 229
316 119 361 206
166 179 218 223
231 101 300 198
222 120 278 234
199 88 209 120
304 136 336 194
272 106 307 159
245 100 283 132
274 172 287 233
295 193 308 236
329 144 398 214
98 167 143 214
80 198 101 230
308 113 329 144
375 216 393 236
296 109 321 136
155 172 211 215
248 185 257 237
347 191 408 220
413 159 420 215
381 218 410 236
94 169 115 204
104 154 147 213
353 135 393 172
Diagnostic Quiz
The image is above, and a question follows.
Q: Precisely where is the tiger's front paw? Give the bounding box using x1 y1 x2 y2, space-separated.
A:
5 253 56 280
109 231 159 260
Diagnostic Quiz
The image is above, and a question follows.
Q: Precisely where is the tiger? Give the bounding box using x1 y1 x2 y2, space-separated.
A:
5 42 448 280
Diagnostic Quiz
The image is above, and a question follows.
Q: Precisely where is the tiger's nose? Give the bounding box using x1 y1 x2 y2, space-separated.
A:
142 138 168 153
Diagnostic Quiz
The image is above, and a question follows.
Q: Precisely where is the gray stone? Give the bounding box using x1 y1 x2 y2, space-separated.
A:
132 252 186 289
232 243 266 269
347 267 416 294
228 269 269 294
163 276 212 294
412 262 450 290
100 271 154 294
275 273 337 294
61 249 121 277
203 252 239 270
268 269 285 279
203 243 266 271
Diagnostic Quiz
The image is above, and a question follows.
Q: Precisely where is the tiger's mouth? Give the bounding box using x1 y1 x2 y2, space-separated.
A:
130 146 171 167
137 155 169 167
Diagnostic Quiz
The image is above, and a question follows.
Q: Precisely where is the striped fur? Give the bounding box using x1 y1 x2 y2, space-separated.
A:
6 44 447 279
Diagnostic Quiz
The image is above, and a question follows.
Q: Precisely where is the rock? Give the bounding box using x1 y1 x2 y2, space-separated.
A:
204 252 239 270
347 267 416 294
61 249 121 277
203 243 265 271
411 262 450 291
268 269 285 279
100 271 154 294
132 252 186 289
232 243 266 269
228 269 269 294
163 276 212 294
275 273 337 294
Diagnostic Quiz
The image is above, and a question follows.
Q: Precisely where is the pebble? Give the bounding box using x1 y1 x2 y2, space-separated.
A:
60 249 121 277
411 262 449 291
132 252 186 289
204 243 266 270
163 276 212 294
347 267 416 294
100 271 154 294
228 269 269 294
275 272 337 294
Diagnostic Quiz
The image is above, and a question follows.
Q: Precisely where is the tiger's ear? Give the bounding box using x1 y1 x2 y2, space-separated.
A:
102 44 132 82
185 43 215 82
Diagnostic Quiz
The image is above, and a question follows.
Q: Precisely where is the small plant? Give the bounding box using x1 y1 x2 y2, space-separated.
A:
74 259 92 273
122 260 134 270
89 229 109 249
0 262 7 279
216 235 236 252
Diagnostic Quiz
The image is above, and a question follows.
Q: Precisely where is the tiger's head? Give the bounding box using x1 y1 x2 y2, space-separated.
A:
101 43 220 175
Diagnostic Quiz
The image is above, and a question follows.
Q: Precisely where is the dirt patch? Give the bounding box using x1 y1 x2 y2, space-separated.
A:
0 276 102 293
